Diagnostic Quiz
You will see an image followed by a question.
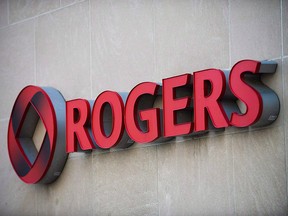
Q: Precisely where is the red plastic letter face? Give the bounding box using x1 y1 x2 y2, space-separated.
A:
229 60 262 127
92 91 124 149
125 82 160 143
163 74 193 137
194 69 229 132
66 99 94 153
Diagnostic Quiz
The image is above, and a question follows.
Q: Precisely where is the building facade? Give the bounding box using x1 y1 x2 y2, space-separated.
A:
0 0 288 215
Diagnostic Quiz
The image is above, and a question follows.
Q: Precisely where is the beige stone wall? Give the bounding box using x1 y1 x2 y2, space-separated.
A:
0 0 287 215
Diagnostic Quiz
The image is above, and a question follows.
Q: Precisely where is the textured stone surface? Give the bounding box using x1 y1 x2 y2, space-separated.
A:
230 0 281 62
154 0 229 81
92 147 158 216
157 136 234 215
232 127 287 215
48 156 93 216
91 0 154 96
283 57 288 200
0 0 8 27
284 0 288 56
0 20 35 120
61 0 83 7
9 0 59 23
36 1 91 100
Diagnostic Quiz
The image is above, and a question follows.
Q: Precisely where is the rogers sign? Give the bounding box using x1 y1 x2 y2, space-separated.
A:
7 60 280 184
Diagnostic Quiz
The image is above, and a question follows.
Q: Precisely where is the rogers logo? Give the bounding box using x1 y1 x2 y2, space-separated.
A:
7 60 280 184
7 86 67 184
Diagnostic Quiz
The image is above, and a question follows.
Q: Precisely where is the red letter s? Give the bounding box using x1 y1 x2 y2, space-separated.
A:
229 60 262 127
